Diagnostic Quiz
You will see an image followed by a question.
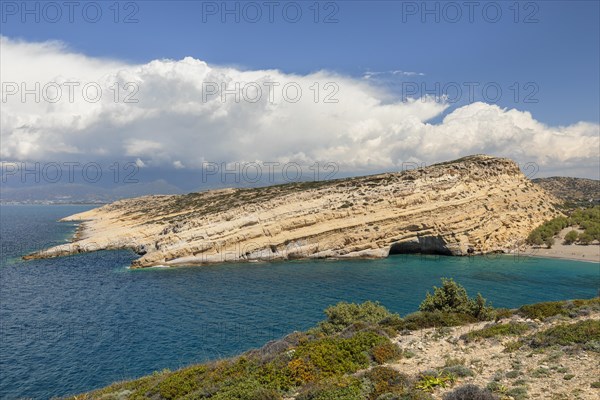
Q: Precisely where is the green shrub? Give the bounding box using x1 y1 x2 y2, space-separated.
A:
419 279 494 320
486 381 508 395
518 298 600 320
288 358 317 384
505 370 520 379
371 342 403 364
518 300 567 320
506 386 528 400
296 376 365 400
530 320 600 349
399 311 478 331
463 322 530 342
378 314 405 335
494 308 515 321
363 366 411 399
319 301 396 335
532 367 551 378
388 390 434 400
440 365 474 378
443 357 465 367
156 365 207 399
443 384 498 400
415 371 456 392
503 340 523 353
293 331 388 378
563 230 579 244
257 360 295 391
527 231 544 246
571 298 600 308
210 379 281 400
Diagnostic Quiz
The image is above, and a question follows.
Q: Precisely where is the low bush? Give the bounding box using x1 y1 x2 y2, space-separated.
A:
463 322 530 342
505 370 520 379
296 376 365 400
440 365 474 378
363 366 411 399
210 379 281 400
443 357 465 367
503 340 523 353
371 342 403 364
530 320 600 349
156 365 207 399
518 300 568 320
398 311 478 331
518 298 600 320
493 308 514 321
376 390 434 400
485 381 507 394
288 358 317 384
319 301 396 335
415 371 456 392
443 384 499 400
293 331 388 378
257 359 295 391
506 386 528 400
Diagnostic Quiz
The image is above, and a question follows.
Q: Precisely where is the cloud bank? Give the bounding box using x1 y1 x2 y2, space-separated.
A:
1 36 598 178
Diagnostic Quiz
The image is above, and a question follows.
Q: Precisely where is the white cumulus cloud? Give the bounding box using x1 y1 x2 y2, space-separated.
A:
1 36 598 178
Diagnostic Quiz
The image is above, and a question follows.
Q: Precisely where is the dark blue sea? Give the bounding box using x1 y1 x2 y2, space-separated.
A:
0 205 598 399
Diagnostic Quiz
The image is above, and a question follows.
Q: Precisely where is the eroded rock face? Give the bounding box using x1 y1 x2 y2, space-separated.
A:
24 155 561 268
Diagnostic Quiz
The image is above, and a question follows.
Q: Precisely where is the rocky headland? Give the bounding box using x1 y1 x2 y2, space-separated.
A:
24 155 562 268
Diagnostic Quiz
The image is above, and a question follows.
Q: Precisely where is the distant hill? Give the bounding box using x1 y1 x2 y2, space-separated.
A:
532 177 600 205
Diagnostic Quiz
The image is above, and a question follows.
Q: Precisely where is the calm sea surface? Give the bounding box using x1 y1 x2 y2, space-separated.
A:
1 205 598 399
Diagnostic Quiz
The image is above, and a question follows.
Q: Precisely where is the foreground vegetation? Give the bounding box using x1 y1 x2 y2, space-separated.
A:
69 280 600 400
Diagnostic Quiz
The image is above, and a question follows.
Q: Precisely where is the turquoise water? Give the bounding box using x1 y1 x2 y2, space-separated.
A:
0 205 598 399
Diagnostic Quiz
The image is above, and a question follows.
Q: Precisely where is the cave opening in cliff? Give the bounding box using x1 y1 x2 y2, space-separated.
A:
388 242 420 255
388 239 453 256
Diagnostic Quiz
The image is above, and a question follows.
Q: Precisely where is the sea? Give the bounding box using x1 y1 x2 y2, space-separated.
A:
0 205 598 399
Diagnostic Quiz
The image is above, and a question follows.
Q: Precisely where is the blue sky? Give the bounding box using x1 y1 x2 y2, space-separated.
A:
1 1 599 193
3 0 598 125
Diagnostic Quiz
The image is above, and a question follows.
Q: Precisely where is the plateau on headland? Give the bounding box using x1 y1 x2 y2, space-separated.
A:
23 155 562 268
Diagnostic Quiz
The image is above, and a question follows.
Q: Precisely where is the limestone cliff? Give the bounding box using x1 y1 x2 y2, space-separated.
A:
24 155 561 268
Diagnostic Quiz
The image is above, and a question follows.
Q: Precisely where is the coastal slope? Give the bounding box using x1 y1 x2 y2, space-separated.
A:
68 296 600 400
25 155 561 268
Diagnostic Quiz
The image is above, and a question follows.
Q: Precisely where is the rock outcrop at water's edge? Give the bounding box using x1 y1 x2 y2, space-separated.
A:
23 155 562 268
